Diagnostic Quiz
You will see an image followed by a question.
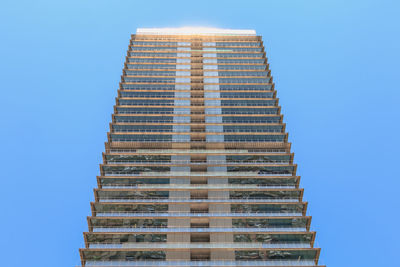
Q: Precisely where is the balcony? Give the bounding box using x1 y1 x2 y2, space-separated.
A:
83 259 321 266
95 212 303 217
104 160 290 165
87 242 312 249
98 198 300 203
102 171 294 177
106 149 288 154
100 184 296 189
92 227 308 233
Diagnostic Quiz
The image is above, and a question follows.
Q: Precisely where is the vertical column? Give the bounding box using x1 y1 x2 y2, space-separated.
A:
167 42 192 261
204 42 234 261
168 157 191 227
190 40 205 149
173 43 191 147
207 160 235 260
204 44 224 145
167 158 191 260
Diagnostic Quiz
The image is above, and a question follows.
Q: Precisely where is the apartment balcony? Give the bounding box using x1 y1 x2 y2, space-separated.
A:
89 227 310 233
100 184 297 189
97 174 298 179
102 160 291 165
87 242 312 249
97 176 300 189
80 246 321 266
95 189 302 201
81 260 324 266
92 202 305 214
94 212 305 217
105 149 289 154
97 198 301 204
110 129 285 134
102 172 295 178
87 216 312 231
107 140 290 150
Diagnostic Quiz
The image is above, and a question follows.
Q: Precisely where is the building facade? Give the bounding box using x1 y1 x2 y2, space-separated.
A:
79 27 324 267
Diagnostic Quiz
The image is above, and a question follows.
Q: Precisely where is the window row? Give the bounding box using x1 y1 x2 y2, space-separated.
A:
124 70 268 77
118 99 277 106
131 41 260 47
122 77 271 83
130 47 262 52
113 115 280 123
112 125 283 133
115 107 279 115
101 165 294 174
127 58 265 64
119 92 273 98
126 64 266 70
120 84 272 91
128 52 264 58
104 154 290 163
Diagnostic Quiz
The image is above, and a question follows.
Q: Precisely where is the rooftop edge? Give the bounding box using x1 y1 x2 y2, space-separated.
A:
136 27 256 36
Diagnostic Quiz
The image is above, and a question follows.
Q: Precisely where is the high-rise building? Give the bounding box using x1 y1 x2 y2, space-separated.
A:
78 27 324 267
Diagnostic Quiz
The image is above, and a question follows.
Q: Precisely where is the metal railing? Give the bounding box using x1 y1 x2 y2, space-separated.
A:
117 104 277 107
104 160 290 164
87 242 311 249
116 112 278 115
111 129 283 133
103 172 294 177
106 149 288 154
95 212 303 217
98 198 299 203
113 121 281 124
108 140 285 143
91 227 308 233
83 259 318 266
101 184 296 189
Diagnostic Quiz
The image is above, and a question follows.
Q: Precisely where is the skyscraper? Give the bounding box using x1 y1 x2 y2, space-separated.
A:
78 27 324 267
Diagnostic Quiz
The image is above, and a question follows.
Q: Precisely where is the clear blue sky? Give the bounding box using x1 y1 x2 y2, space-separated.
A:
0 0 399 266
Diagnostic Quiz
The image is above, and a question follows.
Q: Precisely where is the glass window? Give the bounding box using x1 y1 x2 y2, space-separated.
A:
176 64 191 69
204 71 218 76
127 64 177 70
129 52 177 57
221 99 276 106
124 77 176 83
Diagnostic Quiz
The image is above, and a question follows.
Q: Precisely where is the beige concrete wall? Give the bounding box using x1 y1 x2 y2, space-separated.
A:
208 176 235 260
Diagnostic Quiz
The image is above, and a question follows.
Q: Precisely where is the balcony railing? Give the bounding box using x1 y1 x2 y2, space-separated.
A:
87 242 311 249
116 112 278 115
111 129 284 133
101 184 296 189
110 139 285 143
103 172 294 177
104 160 290 165
83 259 319 266
91 227 308 233
95 212 303 217
106 149 288 154
98 198 299 203
117 104 277 107
113 120 281 123
119 94 273 98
